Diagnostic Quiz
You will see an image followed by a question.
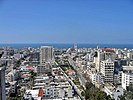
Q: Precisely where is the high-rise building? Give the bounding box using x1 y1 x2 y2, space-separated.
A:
94 48 116 72
122 72 133 90
121 66 133 90
0 67 6 100
95 50 105 72
100 59 114 83
102 48 116 61
40 46 54 65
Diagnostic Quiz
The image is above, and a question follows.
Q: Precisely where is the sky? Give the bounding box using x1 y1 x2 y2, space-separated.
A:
0 0 133 44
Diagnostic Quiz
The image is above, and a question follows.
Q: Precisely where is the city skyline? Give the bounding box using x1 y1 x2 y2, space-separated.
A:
0 0 133 44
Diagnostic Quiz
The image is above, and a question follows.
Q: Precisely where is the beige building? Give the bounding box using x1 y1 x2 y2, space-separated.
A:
40 46 54 65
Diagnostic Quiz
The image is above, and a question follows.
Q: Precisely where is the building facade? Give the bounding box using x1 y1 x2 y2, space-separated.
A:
122 72 133 90
101 59 114 83
40 46 53 65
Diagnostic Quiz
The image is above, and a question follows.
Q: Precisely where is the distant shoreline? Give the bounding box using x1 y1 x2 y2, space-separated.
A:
0 43 133 49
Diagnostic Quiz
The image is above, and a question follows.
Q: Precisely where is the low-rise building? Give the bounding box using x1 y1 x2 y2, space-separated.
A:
104 84 123 100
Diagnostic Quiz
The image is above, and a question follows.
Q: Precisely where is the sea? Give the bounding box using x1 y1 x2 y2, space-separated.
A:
0 43 133 49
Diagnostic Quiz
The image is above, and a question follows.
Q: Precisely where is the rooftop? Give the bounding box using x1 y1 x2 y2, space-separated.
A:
102 48 115 53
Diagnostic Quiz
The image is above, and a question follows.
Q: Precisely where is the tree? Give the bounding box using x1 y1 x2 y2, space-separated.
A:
127 84 133 92
84 82 110 100
30 70 37 80
85 82 93 90
81 91 85 96
119 95 126 100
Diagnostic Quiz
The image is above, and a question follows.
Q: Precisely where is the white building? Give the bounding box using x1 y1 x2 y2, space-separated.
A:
94 49 115 72
122 65 133 71
101 59 114 83
43 86 73 99
94 50 104 72
23 89 42 100
92 73 104 85
127 51 133 60
33 75 74 99
40 46 54 65
121 65 133 90
122 72 133 90
104 84 123 100
0 67 6 100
